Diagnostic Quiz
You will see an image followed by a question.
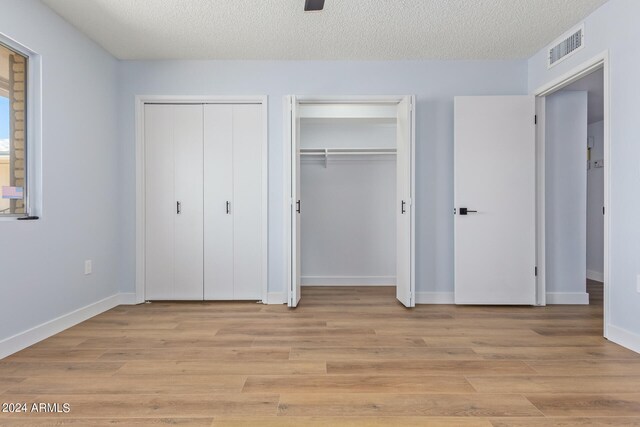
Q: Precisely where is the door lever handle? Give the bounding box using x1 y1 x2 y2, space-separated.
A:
296 200 301 214
459 207 477 215
226 201 231 214
401 200 406 214
176 201 181 214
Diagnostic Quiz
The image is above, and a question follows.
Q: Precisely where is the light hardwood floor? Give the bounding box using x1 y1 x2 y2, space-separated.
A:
1 282 640 426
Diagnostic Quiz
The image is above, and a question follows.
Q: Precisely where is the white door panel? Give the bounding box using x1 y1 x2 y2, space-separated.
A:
232 104 263 300
290 97 302 307
144 105 175 300
454 96 536 305
173 105 204 300
396 96 414 307
204 105 234 300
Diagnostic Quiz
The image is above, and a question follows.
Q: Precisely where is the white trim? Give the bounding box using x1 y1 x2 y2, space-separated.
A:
535 51 608 96
134 95 269 304
546 292 590 305
0 293 132 360
283 95 416 307
587 270 604 282
117 292 139 305
533 51 610 337
416 292 455 304
283 96 293 307
607 324 640 354
267 292 287 305
535 97 546 305
301 276 395 286
0 32 42 218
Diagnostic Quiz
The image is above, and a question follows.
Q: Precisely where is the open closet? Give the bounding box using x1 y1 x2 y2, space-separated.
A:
285 96 415 308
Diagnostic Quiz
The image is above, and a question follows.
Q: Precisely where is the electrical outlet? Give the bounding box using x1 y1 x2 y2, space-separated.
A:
84 260 92 275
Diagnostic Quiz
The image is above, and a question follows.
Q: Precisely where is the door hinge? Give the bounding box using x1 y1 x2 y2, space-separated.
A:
534 115 537 125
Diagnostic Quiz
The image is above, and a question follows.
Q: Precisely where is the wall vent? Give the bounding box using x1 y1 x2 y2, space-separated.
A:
548 24 584 68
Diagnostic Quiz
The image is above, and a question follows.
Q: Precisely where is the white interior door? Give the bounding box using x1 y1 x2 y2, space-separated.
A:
454 96 536 304
146 104 203 300
204 105 234 300
232 104 264 299
289 97 302 307
173 105 204 300
396 96 414 307
145 105 175 300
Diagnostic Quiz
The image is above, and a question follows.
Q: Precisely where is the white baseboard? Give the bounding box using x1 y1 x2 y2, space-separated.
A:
607 324 640 354
416 292 455 304
587 270 604 282
301 276 395 286
267 292 286 304
118 292 139 305
0 293 126 359
546 292 590 304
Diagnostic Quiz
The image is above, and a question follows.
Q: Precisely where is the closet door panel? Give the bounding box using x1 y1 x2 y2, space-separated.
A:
173 105 204 300
204 105 234 300
144 105 175 300
232 104 263 299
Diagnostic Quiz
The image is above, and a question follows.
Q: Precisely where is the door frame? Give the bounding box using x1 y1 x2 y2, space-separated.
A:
134 95 269 304
533 51 610 336
283 95 416 306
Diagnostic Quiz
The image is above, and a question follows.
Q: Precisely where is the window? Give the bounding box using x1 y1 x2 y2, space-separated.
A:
0 42 27 216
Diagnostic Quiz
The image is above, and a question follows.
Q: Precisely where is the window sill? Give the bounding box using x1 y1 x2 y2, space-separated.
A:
0 216 39 222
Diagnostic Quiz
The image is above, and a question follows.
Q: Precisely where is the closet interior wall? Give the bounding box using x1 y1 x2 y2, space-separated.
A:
300 118 397 286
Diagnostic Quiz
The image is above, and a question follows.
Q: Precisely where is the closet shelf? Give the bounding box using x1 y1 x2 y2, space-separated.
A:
300 147 396 168
300 147 396 155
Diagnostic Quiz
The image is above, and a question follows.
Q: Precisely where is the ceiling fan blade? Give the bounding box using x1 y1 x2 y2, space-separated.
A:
304 0 325 12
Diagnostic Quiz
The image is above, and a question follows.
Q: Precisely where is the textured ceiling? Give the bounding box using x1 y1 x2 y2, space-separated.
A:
41 0 609 60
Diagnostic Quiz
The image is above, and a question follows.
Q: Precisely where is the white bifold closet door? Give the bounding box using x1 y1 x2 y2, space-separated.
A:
204 104 263 300
145 104 204 300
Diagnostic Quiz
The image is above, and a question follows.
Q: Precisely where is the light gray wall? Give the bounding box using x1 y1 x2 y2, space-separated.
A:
545 90 588 295
0 0 120 340
587 120 604 279
529 0 640 343
300 121 396 284
118 60 527 296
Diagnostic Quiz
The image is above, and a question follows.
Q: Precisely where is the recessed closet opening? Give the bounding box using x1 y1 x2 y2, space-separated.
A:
285 96 415 308
300 117 397 287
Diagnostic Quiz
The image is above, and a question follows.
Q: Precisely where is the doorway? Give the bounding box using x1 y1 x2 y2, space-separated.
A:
284 96 416 308
534 52 610 336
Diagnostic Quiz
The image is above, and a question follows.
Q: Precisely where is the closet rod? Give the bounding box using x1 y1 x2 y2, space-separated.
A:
300 147 396 155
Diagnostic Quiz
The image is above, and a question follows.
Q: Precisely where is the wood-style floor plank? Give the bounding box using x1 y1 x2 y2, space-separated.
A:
243 374 476 394
277 393 543 417
5 375 246 395
490 418 640 427
327 360 537 376
2 282 638 424
525 393 640 417
0 419 215 427
290 346 480 360
468 375 640 394
114 360 326 375
213 416 493 426
0 394 279 419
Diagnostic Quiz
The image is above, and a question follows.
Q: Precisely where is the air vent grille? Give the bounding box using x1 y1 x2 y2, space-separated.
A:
548 25 584 68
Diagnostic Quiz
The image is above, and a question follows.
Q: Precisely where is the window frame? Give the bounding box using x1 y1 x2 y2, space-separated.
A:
0 33 41 220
